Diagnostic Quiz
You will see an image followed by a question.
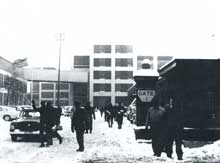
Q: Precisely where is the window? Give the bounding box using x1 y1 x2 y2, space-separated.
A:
4 93 7 105
73 83 88 106
73 83 88 96
115 45 133 53
3 75 9 88
41 92 54 98
41 83 54 90
33 82 39 93
0 74 3 87
56 92 69 99
115 84 133 92
115 58 133 67
0 93 3 105
74 56 90 68
94 58 111 67
115 71 133 79
94 84 111 92
56 83 69 90
94 71 111 79
94 45 111 53
137 56 153 70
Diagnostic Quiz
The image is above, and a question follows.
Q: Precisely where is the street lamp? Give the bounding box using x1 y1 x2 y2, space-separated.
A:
56 33 65 107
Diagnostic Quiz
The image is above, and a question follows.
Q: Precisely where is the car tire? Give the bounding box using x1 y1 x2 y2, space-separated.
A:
3 115 11 121
11 135 17 142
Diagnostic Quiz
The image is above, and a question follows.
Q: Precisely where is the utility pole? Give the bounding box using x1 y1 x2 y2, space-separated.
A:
56 33 64 107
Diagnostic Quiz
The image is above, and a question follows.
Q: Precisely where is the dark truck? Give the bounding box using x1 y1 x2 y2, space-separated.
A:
157 59 220 141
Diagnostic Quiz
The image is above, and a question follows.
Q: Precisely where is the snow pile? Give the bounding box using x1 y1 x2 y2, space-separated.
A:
184 140 220 162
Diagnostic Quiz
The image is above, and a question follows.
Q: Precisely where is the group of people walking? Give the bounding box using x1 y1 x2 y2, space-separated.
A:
100 102 127 129
32 100 63 147
145 96 184 160
33 99 96 151
33 97 183 159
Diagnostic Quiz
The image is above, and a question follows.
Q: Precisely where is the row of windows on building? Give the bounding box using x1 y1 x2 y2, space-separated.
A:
93 58 133 67
31 82 88 106
94 84 132 92
74 57 135 68
32 83 70 92
74 56 170 69
94 45 133 54
33 82 130 95
94 71 133 80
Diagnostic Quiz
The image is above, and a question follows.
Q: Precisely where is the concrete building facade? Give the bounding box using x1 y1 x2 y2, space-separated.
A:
73 45 172 107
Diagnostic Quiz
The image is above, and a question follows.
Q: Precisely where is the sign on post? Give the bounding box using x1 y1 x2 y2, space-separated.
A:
137 90 155 102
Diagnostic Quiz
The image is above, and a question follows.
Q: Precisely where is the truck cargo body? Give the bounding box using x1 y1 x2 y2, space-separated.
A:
158 59 220 140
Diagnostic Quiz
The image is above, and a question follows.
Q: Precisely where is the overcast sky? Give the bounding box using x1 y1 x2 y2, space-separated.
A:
0 0 220 70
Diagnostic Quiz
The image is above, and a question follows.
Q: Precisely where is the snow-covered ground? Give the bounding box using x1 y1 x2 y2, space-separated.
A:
0 112 220 163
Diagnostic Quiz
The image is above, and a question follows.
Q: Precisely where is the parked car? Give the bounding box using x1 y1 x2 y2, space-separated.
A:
127 98 136 124
0 105 20 121
9 109 41 141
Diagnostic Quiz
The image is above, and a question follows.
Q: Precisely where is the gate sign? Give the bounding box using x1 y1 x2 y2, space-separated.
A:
137 90 155 102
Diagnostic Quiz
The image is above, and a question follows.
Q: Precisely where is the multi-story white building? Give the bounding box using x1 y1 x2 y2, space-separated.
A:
73 45 172 107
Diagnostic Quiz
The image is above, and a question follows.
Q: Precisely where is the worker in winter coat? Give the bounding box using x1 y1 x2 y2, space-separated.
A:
145 96 167 157
105 103 114 128
71 101 87 152
51 105 63 144
84 102 96 133
165 102 183 160
32 100 48 147
116 102 126 129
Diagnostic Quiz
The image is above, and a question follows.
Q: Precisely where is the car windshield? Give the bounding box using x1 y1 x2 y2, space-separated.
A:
20 110 40 118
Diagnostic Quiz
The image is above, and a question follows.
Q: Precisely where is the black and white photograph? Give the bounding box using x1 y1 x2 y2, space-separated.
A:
1 0 220 162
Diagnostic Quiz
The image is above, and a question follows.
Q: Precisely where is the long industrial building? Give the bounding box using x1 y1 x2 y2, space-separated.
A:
23 68 88 106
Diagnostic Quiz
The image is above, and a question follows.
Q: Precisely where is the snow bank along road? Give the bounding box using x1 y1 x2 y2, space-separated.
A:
0 112 220 163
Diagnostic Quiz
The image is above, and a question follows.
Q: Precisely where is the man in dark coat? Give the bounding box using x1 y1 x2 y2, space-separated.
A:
32 100 47 147
103 104 108 122
51 105 63 144
145 96 167 157
116 102 126 129
99 106 104 117
85 102 96 133
105 103 114 128
45 102 63 146
71 101 87 152
45 102 55 146
165 103 183 160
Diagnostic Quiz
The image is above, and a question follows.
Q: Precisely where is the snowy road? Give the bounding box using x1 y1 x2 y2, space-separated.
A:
1 112 220 163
